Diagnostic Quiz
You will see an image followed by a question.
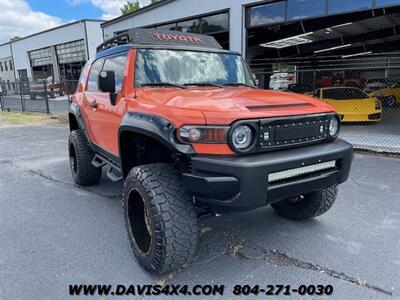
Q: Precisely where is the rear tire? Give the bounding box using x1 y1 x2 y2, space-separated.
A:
123 163 198 274
68 129 101 186
271 186 338 221
386 96 396 107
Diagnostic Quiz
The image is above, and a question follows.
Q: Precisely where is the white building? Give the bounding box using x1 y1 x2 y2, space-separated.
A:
0 42 16 94
0 19 103 87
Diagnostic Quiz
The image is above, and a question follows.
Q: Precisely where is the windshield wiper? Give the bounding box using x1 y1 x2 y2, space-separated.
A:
223 82 256 88
140 82 187 89
183 82 224 88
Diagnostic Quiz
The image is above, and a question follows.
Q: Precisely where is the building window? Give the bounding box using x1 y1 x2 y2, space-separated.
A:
4 61 8 71
29 47 53 67
328 0 372 14
177 19 201 33
199 13 229 34
9 60 13 71
102 54 127 93
0 62 3 72
56 39 86 64
288 0 326 20
249 1 286 27
155 12 229 35
156 23 177 30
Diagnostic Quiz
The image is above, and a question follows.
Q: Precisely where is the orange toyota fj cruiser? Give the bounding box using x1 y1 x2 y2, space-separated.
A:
68 29 353 274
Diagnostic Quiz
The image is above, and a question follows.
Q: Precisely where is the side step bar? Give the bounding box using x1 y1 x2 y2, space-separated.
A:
91 153 123 182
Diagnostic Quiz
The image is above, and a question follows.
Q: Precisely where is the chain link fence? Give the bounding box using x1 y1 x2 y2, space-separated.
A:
0 79 78 114
250 54 400 154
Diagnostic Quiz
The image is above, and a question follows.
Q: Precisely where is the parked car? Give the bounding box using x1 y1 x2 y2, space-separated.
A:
313 87 382 122
286 83 314 94
369 83 400 107
342 78 365 89
68 28 353 274
364 78 389 93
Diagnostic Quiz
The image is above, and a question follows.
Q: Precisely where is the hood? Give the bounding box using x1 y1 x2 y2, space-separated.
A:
137 87 335 124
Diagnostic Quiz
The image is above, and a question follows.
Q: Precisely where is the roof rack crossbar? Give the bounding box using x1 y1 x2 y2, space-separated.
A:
96 30 134 52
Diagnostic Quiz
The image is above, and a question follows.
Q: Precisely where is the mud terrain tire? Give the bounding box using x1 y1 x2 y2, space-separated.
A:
123 163 198 274
271 186 338 220
68 129 101 186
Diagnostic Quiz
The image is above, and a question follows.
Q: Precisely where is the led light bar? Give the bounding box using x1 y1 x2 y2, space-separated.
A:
260 32 314 49
342 51 372 59
268 160 336 183
314 44 352 54
331 22 353 29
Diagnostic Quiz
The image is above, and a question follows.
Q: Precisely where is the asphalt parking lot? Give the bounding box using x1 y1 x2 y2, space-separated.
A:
0 125 399 299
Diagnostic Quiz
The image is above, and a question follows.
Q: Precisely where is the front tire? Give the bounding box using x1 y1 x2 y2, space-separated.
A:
68 129 102 186
123 163 198 274
271 186 338 221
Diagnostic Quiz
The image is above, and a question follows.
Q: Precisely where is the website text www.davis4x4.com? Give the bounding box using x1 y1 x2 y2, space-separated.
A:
68 284 334 297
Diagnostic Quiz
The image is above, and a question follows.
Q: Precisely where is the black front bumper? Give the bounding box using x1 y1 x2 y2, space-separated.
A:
182 139 353 212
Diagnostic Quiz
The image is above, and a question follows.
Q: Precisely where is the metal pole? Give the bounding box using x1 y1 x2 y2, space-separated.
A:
312 70 316 92
20 81 25 112
44 80 50 115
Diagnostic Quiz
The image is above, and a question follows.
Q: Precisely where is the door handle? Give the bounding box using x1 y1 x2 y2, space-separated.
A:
90 101 98 109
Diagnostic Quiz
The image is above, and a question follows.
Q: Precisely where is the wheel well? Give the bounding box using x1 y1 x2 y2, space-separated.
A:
119 131 173 177
69 113 79 132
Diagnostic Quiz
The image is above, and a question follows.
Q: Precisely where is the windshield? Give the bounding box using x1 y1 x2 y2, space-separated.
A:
322 88 369 100
135 49 255 87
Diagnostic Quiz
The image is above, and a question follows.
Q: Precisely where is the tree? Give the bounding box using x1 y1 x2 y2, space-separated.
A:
150 0 160 4
120 0 140 15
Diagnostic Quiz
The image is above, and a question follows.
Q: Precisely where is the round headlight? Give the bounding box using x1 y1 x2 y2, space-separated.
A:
329 117 339 137
231 125 253 150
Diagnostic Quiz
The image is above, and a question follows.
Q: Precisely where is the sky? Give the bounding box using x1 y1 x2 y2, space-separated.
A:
0 0 151 44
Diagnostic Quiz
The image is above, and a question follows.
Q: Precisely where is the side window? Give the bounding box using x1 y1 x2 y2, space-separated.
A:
313 89 320 98
87 59 104 91
102 54 127 93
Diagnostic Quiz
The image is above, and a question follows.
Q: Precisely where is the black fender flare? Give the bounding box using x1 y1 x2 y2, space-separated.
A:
118 112 195 157
69 102 92 147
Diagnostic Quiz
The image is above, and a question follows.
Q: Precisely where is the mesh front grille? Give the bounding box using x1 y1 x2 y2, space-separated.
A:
258 114 330 150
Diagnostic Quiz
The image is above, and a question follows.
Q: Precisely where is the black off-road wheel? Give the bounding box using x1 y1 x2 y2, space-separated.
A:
271 186 338 221
123 163 198 274
68 129 102 186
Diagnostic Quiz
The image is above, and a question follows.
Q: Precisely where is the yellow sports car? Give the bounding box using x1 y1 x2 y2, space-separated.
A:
313 87 382 122
369 83 400 107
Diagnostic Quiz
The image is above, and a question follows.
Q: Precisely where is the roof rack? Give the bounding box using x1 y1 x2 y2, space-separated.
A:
96 28 222 53
96 30 133 52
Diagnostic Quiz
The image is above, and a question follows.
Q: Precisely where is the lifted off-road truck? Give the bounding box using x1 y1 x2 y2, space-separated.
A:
68 29 353 274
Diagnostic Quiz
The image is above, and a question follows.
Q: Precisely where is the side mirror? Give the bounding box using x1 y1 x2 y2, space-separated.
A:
99 70 116 105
